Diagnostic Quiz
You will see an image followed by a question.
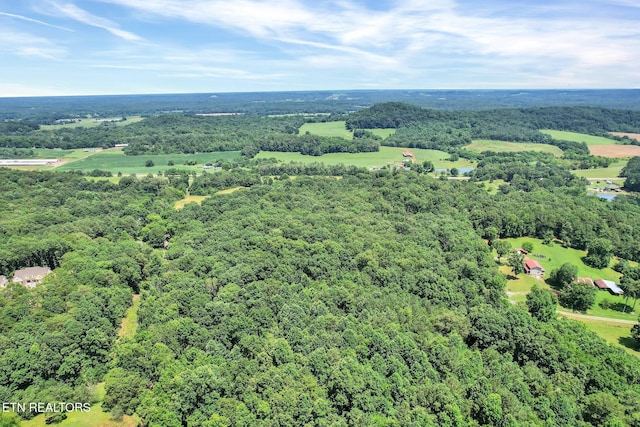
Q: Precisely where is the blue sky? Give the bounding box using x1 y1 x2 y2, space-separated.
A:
0 0 639 96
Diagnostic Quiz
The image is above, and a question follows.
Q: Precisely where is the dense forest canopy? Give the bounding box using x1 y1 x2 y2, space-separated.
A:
1 167 640 426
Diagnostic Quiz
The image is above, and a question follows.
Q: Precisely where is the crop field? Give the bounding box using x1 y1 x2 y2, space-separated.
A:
540 130 640 157
56 149 240 175
610 132 640 142
256 146 469 169
40 116 144 130
466 139 563 156
299 121 396 140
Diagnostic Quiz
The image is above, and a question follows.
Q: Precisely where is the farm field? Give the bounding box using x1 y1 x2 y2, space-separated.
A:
541 129 640 157
299 120 396 140
466 139 563 156
56 149 241 175
610 132 640 142
256 146 471 169
40 116 144 130
541 130 619 145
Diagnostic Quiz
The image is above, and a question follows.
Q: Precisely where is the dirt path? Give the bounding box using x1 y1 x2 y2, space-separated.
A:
557 310 637 325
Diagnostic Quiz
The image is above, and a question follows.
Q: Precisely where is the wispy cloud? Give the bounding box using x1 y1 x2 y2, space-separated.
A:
0 29 67 59
0 11 74 31
49 2 142 41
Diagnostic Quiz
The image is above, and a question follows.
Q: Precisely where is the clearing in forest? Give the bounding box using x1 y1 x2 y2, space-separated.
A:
541 130 640 157
299 121 396 140
466 140 563 156
174 194 210 210
118 294 141 340
256 146 467 169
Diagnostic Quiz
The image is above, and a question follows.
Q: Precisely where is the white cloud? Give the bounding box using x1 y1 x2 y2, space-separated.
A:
49 2 142 41
0 11 74 31
0 29 67 59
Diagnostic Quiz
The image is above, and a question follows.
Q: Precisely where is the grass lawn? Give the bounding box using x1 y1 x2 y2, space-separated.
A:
572 159 628 179
499 265 542 293
256 146 456 169
299 121 353 139
56 149 240 175
21 384 139 427
502 237 620 282
118 295 140 340
299 121 396 140
466 140 563 156
540 130 619 145
40 116 144 130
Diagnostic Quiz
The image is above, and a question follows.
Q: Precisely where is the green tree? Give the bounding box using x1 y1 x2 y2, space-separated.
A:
492 240 512 260
560 282 596 312
584 238 613 269
522 241 534 252
508 251 525 275
548 263 578 288
145 159 154 167
526 285 558 322
632 322 640 346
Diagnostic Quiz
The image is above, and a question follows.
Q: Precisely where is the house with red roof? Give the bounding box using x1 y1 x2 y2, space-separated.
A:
524 259 545 278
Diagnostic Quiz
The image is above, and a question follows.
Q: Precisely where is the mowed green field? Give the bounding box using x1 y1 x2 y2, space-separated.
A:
56 149 240 175
466 140 563 156
299 121 396 140
573 160 628 178
256 146 455 169
540 130 619 145
503 237 621 282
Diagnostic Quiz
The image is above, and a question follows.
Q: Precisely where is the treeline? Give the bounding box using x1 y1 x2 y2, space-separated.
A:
622 156 640 192
0 114 379 157
101 173 640 426
346 103 640 151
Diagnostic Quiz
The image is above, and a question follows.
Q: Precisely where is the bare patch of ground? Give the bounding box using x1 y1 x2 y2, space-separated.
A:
589 144 640 158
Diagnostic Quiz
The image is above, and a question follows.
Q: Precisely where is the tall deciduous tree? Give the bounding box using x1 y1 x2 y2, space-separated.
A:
526 285 558 322
584 238 613 269
548 263 578 289
560 282 596 312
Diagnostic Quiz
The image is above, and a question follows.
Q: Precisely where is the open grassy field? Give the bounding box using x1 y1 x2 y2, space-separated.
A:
256 147 450 167
540 130 619 146
300 121 353 139
56 149 240 175
21 384 139 427
572 159 628 178
299 121 396 140
466 140 563 156
40 116 144 130
255 146 468 169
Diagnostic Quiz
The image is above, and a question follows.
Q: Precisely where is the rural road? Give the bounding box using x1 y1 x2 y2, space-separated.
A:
506 292 638 325
557 310 637 325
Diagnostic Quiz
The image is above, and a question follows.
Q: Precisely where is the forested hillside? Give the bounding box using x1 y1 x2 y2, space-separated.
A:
3 167 640 426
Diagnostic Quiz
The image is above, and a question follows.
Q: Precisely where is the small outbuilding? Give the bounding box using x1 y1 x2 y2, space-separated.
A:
577 277 594 286
594 279 624 296
0 275 7 288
